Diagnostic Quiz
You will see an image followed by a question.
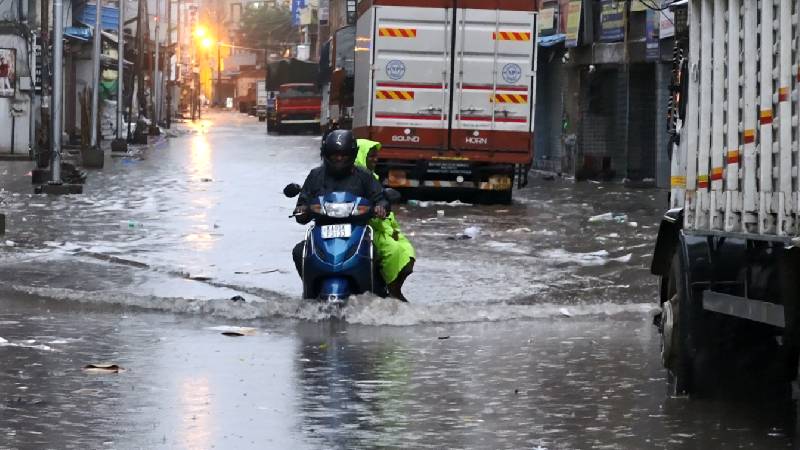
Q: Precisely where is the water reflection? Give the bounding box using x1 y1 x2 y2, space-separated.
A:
290 318 800 449
188 134 212 180
180 377 212 450
295 321 416 448
183 232 217 252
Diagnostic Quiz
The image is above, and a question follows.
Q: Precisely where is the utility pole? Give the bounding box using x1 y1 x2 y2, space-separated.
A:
89 0 102 150
623 0 632 180
38 0 49 160
135 0 145 119
265 31 270 132
149 0 161 135
191 29 197 121
49 0 63 183
39 0 82 194
176 0 181 119
32 0 53 179
111 0 127 151
83 0 105 167
165 0 172 128
132 0 147 143
216 43 221 107
195 70 200 119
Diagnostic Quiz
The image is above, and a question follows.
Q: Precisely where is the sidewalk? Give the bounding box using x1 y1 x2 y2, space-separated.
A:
0 121 192 192
0 151 31 161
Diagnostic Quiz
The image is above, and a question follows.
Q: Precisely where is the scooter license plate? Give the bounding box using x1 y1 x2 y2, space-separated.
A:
320 224 352 239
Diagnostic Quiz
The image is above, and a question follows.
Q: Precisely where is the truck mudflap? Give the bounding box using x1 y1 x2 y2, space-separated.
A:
651 208 684 276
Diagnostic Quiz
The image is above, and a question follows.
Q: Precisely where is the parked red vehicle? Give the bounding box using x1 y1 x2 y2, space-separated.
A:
271 83 322 133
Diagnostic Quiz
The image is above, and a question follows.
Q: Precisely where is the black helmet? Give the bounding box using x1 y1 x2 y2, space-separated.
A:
321 129 357 178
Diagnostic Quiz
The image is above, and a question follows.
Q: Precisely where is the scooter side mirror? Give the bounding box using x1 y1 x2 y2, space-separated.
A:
283 183 302 198
384 188 402 204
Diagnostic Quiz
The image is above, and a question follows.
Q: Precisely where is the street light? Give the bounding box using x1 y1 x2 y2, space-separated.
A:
191 26 213 120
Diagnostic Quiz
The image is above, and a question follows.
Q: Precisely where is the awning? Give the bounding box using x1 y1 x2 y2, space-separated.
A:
64 27 91 41
538 33 566 48
75 2 120 31
66 25 121 44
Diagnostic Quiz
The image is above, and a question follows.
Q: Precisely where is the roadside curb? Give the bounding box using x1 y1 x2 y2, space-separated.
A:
0 154 31 162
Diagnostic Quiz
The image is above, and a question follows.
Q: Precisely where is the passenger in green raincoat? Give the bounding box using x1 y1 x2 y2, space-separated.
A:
356 139 416 302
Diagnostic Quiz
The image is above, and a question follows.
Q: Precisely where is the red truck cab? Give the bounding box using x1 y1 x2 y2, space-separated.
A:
273 83 322 132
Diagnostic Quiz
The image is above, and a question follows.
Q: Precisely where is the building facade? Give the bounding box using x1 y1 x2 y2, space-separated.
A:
0 2 36 155
534 0 676 187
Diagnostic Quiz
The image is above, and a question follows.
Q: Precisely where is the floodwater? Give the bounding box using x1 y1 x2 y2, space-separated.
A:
0 111 796 449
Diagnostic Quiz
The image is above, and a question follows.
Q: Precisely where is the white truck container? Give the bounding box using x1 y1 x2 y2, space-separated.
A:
256 80 268 121
353 0 538 203
652 0 800 396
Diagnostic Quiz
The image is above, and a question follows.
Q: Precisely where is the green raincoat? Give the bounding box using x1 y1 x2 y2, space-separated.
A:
356 139 416 284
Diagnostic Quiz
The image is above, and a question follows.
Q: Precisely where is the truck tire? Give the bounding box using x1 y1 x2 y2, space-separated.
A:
661 252 702 396
492 189 513 205
781 249 800 383
258 116 266 122
477 189 513 205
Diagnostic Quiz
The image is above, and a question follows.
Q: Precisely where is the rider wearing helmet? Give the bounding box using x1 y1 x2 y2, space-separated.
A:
291 130 389 277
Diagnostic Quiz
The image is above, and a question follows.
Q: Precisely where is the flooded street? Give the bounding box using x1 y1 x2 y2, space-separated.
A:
0 111 797 449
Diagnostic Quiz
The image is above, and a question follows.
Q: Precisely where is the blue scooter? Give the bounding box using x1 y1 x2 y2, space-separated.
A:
284 184 399 304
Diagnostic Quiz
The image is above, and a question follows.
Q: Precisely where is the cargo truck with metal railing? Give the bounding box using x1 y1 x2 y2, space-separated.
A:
651 0 800 395
352 0 538 203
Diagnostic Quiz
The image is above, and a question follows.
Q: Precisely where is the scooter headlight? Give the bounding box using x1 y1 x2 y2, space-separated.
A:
323 202 355 218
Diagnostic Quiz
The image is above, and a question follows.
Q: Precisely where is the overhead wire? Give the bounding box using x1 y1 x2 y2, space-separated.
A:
635 0 678 26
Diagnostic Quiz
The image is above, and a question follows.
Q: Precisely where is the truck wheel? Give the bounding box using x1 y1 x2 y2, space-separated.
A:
477 189 513 205
258 116 266 122
661 252 701 396
493 189 513 205
781 249 800 383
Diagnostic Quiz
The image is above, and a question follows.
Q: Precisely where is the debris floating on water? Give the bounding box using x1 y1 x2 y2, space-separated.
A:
588 212 628 223
209 326 258 336
83 364 123 373
447 226 481 240
464 226 481 238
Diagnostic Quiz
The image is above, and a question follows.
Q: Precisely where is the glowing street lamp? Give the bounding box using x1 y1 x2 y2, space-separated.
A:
201 37 213 49
195 26 207 38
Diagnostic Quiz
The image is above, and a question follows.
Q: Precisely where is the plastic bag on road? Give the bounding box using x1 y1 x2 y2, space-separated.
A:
446 225 482 241
588 212 628 223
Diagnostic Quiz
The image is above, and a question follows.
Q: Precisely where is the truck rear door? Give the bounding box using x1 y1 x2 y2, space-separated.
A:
369 5 452 150
451 8 537 156
256 81 267 106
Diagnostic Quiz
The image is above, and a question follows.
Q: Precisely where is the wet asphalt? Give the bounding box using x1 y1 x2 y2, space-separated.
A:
0 111 797 449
